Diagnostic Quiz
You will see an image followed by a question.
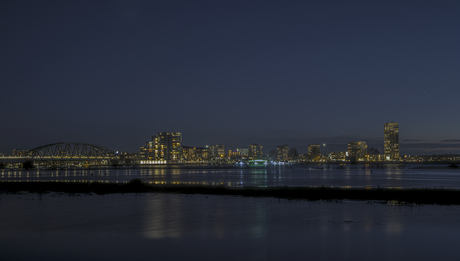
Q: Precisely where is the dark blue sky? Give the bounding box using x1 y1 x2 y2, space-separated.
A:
1 0 459 155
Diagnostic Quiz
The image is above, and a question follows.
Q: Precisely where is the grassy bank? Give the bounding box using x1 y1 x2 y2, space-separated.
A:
1 180 460 205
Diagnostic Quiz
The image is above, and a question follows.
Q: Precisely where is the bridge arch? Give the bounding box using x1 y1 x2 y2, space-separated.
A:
29 142 116 160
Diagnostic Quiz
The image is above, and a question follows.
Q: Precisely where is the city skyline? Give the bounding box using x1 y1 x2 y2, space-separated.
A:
4 121 460 158
1 1 459 155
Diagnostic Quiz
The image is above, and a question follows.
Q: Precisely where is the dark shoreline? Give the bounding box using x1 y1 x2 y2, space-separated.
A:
2 180 460 205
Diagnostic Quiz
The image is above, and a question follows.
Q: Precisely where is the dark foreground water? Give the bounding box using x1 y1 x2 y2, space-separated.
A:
1 193 460 261
2 165 460 260
2 164 460 188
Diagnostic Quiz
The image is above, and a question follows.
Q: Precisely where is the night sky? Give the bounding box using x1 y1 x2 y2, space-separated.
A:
1 0 459 155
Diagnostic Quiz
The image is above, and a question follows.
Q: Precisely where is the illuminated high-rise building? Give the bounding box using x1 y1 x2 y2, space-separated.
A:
139 132 181 163
308 144 321 161
384 122 399 161
139 132 182 163
154 132 182 162
277 145 289 161
347 141 368 161
248 144 263 159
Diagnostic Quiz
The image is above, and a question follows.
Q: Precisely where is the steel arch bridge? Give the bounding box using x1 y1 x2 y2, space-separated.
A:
29 142 116 160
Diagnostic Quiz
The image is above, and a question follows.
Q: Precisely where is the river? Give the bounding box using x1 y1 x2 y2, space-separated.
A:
2 164 460 188
1 165 460 260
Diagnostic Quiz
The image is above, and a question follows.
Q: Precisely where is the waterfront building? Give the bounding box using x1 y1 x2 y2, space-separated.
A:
384 122 399 161
12 149 30 157
206 145 225 158
119 151 139 165
232 151 241 156
347 141 368 161
181 146 211 162
228 150 241 160
181 146 196 162
298 154 308 162
369 154 385 162
236 148 249 156
154 132 182 162
139 141 154 160
277 145 290 161
248 144 263 159
140 132 182 163
327 151 347 162
196 147 212 161
308 144 321 161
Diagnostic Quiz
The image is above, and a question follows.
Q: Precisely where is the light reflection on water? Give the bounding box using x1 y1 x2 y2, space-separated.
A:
1 192 460 260
2 164 460 188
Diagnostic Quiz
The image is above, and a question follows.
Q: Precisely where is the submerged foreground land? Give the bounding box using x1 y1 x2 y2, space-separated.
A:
1 180 460 205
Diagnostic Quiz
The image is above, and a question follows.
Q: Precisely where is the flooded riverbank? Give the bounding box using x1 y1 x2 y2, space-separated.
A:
2 180 460 205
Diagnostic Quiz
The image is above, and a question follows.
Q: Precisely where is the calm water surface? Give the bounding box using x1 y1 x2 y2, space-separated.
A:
1 193 460 260
2 164 460 188
2 165 460 260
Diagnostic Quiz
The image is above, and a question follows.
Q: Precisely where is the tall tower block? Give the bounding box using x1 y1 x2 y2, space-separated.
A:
384 122 399 161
